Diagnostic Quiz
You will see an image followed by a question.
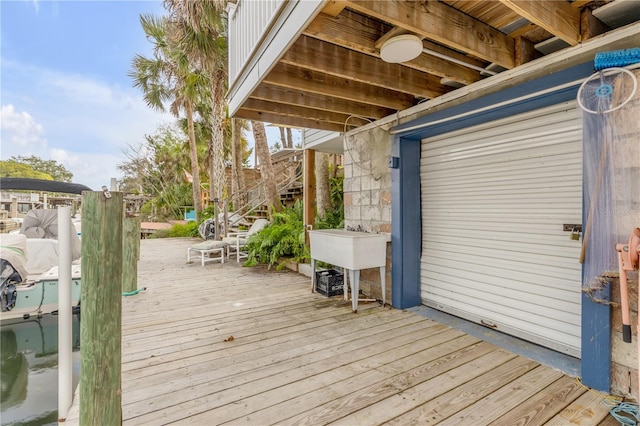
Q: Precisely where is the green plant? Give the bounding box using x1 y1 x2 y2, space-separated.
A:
244 201 309 269
151 221 199 238
315 174 344 230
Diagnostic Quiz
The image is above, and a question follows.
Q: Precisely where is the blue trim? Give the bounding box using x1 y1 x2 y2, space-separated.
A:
391 60 610 391
393 62 595 139
391 136 421 308
580 288 611 391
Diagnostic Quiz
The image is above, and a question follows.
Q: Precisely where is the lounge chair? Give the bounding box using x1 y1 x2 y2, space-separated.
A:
187 240 228 266
222 219 269 262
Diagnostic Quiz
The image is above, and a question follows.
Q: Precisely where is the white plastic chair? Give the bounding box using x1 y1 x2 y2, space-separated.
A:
222 218 269 262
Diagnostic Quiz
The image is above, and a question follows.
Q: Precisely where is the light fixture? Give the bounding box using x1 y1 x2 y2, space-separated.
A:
380 34 423 63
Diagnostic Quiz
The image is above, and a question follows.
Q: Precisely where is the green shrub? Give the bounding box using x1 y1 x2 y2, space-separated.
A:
150 221 199 238
244 201 309 269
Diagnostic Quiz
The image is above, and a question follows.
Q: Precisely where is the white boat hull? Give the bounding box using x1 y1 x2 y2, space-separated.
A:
0 265 81 324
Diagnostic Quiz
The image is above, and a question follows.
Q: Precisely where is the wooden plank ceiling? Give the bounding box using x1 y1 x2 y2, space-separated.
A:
234 0 619 132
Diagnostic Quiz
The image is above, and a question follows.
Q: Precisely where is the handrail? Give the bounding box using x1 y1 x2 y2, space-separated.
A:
227 149 302 214
222 151 303 230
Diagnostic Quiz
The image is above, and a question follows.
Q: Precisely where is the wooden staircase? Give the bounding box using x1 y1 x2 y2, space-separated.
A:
224 149 303 229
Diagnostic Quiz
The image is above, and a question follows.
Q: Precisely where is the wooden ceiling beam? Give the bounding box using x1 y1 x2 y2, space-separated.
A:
281 35 448 99
263 63 416 111
499 0 581 46
304 9 482 86
344 0 515 69
252 84 394 120
570 0 591 9
243 98 371 127
236 109 349 133
320 0 347 17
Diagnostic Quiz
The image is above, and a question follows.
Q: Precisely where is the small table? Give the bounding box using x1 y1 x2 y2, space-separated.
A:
187 241 227 266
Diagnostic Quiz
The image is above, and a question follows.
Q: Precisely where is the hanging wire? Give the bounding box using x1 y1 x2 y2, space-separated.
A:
343 115 374 174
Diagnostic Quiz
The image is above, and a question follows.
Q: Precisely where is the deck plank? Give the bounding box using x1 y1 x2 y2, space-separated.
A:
241 342 504 426
436 366 565 425
123 312 441 419
544 390 613 425
379 357 540 425
64 238 616 426
487 375 586 425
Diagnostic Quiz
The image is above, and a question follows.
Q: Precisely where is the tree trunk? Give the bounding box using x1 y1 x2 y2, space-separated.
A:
185 100 203 221
231 118 246 211
209 77 226 209
251 121 282 214
315 152 331 218
286 127 293 148
279 126 286 149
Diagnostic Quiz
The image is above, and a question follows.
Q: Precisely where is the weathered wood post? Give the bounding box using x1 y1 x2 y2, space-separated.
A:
80 189 123 425
122 216 140 293
303 149 316 246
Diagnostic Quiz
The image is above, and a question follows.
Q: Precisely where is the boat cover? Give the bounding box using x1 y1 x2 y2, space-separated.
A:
0 177 91 194
0 234 28 283
20 210 81 271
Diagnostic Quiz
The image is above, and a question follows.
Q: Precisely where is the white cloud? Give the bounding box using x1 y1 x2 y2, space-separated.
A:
0 104 48 153
49 148 120 190
2 60 171 190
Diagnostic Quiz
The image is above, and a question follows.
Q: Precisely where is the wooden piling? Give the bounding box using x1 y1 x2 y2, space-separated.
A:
122 216 140 293
80 190 123 425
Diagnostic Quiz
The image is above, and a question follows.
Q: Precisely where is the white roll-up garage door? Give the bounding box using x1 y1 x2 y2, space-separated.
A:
420 102 583 357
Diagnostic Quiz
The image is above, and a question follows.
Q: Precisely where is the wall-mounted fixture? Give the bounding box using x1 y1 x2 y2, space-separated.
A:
389 156 400 169
380 34 423 63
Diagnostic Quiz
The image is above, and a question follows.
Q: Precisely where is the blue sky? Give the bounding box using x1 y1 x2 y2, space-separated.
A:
1 0 298 191
1 0 171 190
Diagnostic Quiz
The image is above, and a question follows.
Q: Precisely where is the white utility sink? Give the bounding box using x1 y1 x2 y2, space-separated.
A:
308 229 389 312
308 229 388 270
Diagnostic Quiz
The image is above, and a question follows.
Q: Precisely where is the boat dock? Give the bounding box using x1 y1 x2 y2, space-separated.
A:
64 237 616 425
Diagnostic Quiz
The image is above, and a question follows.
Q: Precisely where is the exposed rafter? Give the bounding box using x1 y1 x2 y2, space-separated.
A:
227 0 636 134
281 35 448 99
344 0 516 69
263 63 416 111
499 0 581 46
236 109 351 133
304 10 482 86
251 84 394 120
243 98 371 127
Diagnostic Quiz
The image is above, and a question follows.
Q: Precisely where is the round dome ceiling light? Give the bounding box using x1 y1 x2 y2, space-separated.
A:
379 34 423 63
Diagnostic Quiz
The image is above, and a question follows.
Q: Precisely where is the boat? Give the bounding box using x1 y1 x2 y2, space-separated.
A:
0 212 82 324
0 178 90 325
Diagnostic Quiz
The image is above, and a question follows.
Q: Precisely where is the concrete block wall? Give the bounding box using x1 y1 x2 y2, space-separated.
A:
343 126 393 303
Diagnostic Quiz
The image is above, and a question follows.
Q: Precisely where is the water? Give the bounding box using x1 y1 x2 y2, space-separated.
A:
1 315 80 426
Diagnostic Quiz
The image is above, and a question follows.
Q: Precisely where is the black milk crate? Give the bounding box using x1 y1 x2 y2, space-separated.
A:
315 269 344 297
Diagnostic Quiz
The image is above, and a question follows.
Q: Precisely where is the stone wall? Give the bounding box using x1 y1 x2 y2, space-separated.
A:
343 125 393 303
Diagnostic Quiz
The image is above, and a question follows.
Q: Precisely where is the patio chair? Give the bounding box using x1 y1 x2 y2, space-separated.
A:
222 218 269 262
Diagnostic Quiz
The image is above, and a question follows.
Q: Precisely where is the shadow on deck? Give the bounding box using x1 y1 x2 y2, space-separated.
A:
65 237 616 425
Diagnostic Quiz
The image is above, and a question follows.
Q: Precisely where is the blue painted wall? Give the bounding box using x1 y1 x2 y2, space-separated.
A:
391 136 421 309
391 61 611 391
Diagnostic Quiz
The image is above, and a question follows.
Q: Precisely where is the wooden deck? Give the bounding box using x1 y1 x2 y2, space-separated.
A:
66 237 617 425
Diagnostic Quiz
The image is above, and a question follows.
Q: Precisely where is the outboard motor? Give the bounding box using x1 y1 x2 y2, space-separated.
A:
0 233 28 312
0 259 21 312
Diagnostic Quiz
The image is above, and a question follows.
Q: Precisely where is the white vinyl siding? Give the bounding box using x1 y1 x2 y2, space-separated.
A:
420 102 583 357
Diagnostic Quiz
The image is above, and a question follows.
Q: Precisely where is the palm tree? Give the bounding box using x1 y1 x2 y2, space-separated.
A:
163 0 228 213
129 14 209 221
